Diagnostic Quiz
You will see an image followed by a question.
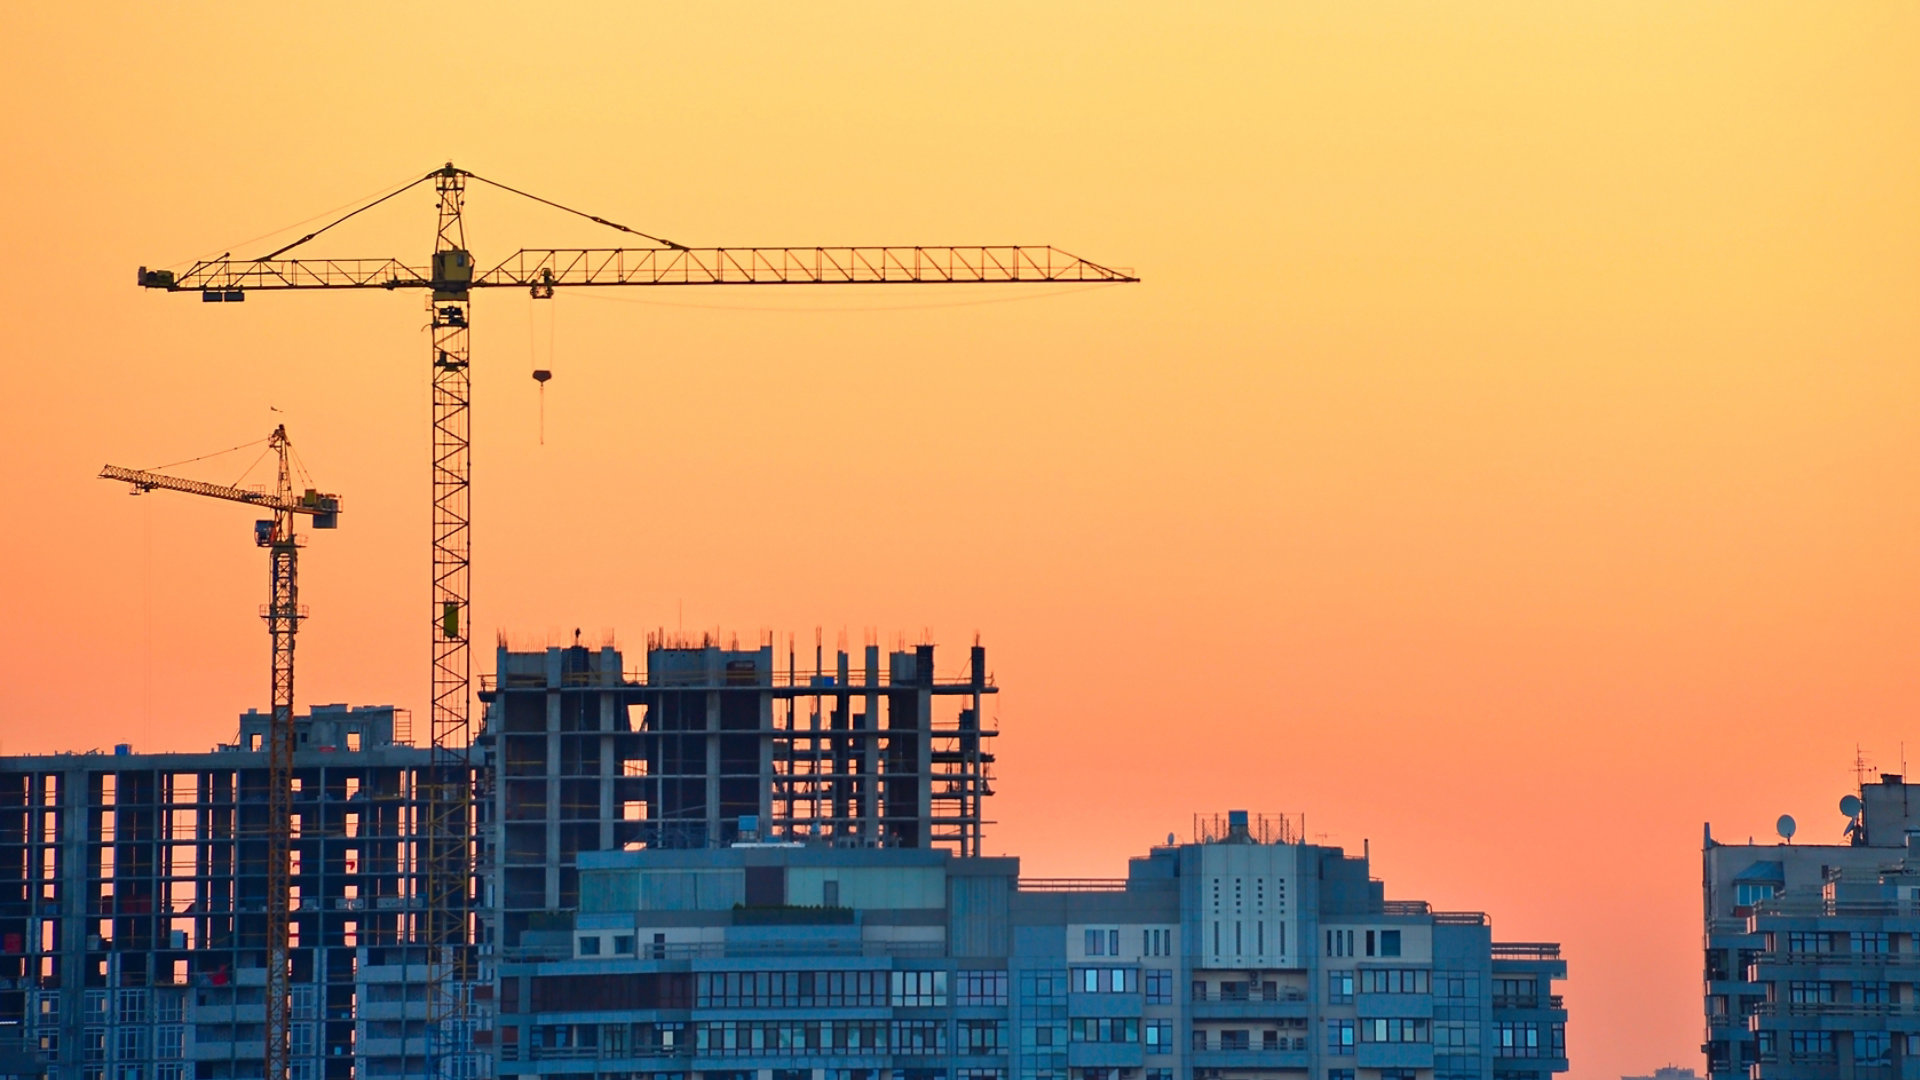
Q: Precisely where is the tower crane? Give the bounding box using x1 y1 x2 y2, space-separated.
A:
101 426 341 1080
136 163 1138 1080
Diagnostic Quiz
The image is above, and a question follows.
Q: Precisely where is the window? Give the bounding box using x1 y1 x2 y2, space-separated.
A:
1492 977 1535 1004
1360 969 1430 994
578 935 601 956
1788 1031 1835 1057
1734 882 1776 906
1855 1032 1892 1066
612 935 635 955
1380 930 1402 957
1145 1021 1174 1054
1853 981 1890 1004
1851 931 1890 954
1072 967 1138 994
1495 1023 1540 1058
1082 928 1121 956
1329 1072 1355 1080
1325 1020 1355 1055
1069 1019 1138 1044
890 970 948 1007
891 1021 947 1054
1359 1019 1428 1044
1144 969 1173 1005
1787 981 1834 1005
1327 970 1354 1004
960 1020 1005 1053
1786 931 1831 954
957 970 1009 1006
1218 1030 1250 1051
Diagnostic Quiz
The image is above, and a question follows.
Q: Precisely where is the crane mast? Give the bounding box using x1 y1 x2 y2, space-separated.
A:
425 167 479 1062
101 427 341 1080
136 164 1137 1080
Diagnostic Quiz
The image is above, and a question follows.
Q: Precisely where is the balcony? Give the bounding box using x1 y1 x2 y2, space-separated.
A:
1748 1000 1920 1019
1190 986 1308 1003
1492 995 1566 1011
1492 943 1562 961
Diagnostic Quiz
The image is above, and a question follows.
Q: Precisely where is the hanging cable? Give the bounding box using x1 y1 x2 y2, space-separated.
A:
231 446 275 490
466 170 687 250
256 170 439 260
145 436 269 474
172 169 436 269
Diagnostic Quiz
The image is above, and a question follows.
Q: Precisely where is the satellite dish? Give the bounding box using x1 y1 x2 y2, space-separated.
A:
1777 814 1798 842
1841 795 1863 818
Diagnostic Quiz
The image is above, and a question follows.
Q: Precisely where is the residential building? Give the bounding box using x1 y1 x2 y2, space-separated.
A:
1704 775 1920 1078
496 810 1568 1080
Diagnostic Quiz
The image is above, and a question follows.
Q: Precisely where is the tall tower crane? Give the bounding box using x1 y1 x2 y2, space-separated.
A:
101 426 342 1080
135 163 1138 1080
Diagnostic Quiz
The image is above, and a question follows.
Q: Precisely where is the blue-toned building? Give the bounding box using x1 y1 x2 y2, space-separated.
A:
494 812 1568 1080
1704 775 1920 1079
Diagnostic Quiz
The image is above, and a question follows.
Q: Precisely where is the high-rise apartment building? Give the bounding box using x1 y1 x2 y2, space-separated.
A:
495 811 1567 1080
1704 775 1920 1078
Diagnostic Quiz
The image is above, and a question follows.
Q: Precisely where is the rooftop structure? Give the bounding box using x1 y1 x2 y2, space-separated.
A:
1703 774 1920 1079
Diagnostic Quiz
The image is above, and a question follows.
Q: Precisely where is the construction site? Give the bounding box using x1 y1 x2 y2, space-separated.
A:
0 634 999 1080
0 164 1129 1080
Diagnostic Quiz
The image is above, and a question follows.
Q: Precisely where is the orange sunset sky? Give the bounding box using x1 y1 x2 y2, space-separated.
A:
3 5 1918 1075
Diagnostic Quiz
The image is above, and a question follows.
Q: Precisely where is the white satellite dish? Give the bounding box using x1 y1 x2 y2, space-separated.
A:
1777 814 1798 842
1841 794 1863 818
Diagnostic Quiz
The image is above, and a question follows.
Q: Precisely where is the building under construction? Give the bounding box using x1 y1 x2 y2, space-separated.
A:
2 635 1572 1080
0 637 996 1080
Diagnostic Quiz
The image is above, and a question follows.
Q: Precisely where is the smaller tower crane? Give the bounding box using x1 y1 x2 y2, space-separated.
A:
101 425 341 1080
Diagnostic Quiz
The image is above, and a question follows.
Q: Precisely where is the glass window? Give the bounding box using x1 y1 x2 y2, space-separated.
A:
1325 1019 1355 1054
1380 930 1402 957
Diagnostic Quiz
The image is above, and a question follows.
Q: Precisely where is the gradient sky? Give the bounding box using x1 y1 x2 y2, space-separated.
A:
3 5 1918 1075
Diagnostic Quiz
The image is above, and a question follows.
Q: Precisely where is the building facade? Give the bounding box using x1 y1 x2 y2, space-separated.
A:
495 811 1568 1080
0 704 485 1080
5 638 1571 1080
1704 775 1920 1079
